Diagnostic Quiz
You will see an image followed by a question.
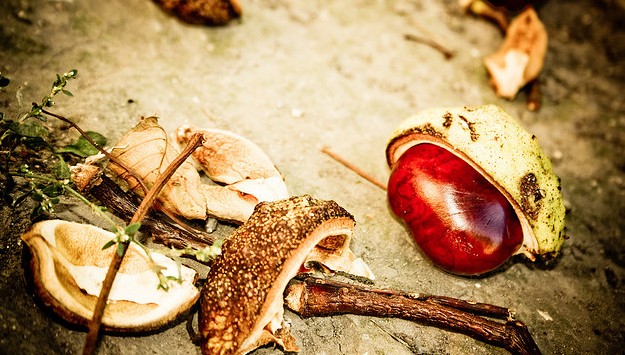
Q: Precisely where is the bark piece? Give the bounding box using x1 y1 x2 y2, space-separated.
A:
285 276 541 355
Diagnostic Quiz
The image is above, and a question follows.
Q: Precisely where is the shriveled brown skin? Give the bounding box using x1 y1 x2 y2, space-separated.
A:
198 195 355 355
153 0 241 26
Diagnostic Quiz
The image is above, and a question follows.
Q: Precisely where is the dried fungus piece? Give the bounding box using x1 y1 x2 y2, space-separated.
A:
199 195 374 355
484 6 547 99
177 126 289 222
21 220 199 331
108 116 207 221
154 0 241 26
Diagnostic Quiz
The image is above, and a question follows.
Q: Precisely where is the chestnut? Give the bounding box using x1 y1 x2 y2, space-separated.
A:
386 105 565 275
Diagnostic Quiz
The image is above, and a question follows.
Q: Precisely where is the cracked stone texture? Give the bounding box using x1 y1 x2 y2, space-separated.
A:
1 0 624 354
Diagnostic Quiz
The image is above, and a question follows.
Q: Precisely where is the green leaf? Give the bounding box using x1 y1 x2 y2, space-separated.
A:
54 158 71 179
102 239 116 250
124 222 141 236
117 241 125 257
62 89 73 97
42 183 64 197
10 120 48 138
57 131 107 157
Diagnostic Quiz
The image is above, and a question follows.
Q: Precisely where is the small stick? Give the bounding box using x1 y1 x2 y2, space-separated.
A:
285 276 540 355
321 147 387 191
82 133 205 355
403 33 455 60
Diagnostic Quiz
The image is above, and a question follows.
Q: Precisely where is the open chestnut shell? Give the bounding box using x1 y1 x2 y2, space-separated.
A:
386 105 565 275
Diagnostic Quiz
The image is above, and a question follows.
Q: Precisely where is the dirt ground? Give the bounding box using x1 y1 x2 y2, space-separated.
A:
1 0 624 354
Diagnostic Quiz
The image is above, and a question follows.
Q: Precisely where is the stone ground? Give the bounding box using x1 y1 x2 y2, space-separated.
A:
1 0 624 354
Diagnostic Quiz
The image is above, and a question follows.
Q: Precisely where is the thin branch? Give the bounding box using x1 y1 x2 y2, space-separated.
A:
285 276 540 355
82 133 205 355
403 33 455 60
321 146 387 191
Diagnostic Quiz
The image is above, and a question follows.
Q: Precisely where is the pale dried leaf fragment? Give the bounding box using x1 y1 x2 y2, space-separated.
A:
21 220 199 331
484 6 547 99
108 116 207 220
199 195 374 355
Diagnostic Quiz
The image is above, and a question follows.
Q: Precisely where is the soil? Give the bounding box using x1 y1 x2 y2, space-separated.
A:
1 0 624 354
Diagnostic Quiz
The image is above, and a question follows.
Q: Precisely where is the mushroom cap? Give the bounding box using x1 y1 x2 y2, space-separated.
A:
21 220 199 332
199 195 372 355
176 126 283 185
386 105 565 258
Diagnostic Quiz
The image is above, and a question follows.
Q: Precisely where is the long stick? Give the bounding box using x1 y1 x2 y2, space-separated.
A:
285 276 540 355
82 133 205 355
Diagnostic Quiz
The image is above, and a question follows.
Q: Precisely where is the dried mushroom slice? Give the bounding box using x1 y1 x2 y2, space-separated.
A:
21 220 199 331
199 195 374 355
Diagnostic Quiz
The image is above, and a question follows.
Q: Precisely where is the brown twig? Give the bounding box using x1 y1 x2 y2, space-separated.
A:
285 276 541 355
82 133 205 355
403 33 455 60
321 146 387 191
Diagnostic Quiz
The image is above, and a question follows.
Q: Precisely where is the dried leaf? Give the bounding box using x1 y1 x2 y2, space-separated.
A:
484 6 547 99
107 116 207 220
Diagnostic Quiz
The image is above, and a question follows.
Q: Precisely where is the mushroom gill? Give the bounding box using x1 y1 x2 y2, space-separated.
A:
198 195 374 355
21 220 199 331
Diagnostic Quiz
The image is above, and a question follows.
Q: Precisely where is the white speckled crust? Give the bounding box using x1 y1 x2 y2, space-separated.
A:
386 105 565 258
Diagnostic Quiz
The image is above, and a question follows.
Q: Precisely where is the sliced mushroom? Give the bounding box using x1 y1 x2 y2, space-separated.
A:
21 220 199 331
177 126 288 198
177 126 289 223
198 195 374 355
484 6 547 99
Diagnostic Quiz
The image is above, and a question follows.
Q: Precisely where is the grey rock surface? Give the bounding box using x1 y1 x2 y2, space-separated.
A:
1 0 624 354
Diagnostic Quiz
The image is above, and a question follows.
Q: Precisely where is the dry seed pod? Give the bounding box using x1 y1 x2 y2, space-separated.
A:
108 116 207 220
484 6 547 99
199 195 373 355
154 0 242 26
21 220 199 331
386 105 565 275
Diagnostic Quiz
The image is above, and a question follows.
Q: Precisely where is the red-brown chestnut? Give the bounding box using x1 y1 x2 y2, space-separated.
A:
386 105 565 275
